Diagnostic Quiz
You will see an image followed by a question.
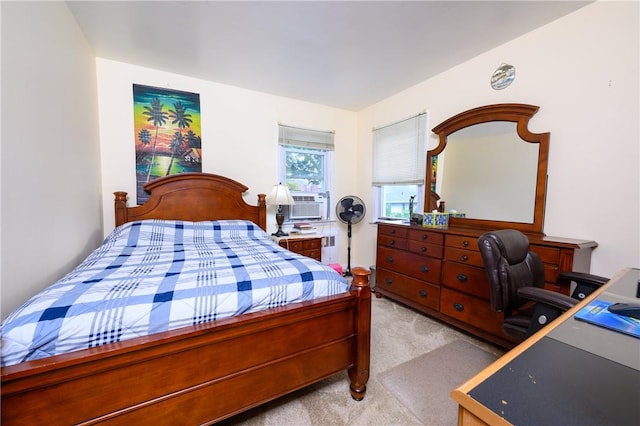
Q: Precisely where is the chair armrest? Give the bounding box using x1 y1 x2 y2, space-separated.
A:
559 271 609 287
560 271 609 300
517 287 577 311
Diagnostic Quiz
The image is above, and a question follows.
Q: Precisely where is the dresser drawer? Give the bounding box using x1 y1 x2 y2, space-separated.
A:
442 262 490 300
377 246 442 283
377 268 440 311
532 245 560 264
378 234 408 250
444 246 484 268
407 229 444 245
407 241 444 258
445 235 479 251
440 288 504 336
378 225 409 239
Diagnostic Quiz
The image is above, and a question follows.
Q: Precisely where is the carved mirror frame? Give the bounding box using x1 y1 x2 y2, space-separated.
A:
426 103 549 235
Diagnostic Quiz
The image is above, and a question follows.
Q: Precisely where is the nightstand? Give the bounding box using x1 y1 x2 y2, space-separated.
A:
274 235 323 262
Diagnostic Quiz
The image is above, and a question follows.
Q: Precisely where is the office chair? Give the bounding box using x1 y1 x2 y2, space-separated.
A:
477 229 609 342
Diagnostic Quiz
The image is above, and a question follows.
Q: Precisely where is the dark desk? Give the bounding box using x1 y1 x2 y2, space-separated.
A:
452 268 640 426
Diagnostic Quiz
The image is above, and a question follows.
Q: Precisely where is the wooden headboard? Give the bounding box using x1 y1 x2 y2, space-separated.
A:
114 173 267 230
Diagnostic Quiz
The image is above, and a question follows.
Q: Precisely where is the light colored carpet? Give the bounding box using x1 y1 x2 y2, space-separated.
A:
219 296 504 425
378 339 499 426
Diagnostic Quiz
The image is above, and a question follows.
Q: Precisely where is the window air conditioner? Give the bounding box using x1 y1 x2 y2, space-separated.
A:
289 194 325 220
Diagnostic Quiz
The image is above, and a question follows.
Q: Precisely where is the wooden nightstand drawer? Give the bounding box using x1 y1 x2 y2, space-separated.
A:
305 249 321 261
283 240 304 252
302 239 322 250
278 236 323 262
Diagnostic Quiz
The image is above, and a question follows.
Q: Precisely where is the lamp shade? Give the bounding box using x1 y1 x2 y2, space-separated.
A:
266 183 295 206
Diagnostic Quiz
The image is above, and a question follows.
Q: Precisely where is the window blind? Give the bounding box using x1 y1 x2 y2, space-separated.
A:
278 123 335 151
372 112 427 186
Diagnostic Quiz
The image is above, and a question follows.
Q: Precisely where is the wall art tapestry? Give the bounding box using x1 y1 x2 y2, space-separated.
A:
132 84 202 204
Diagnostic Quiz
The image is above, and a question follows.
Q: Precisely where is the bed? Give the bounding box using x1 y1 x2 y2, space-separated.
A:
1 173 371 425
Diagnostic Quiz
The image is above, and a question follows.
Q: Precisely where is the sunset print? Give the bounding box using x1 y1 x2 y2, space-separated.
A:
132 84 202 204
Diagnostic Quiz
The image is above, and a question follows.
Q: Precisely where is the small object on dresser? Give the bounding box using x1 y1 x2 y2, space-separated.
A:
410 212 423 225
423 212 449 228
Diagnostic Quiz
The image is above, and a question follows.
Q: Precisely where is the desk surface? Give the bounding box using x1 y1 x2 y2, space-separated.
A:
452 268 640 426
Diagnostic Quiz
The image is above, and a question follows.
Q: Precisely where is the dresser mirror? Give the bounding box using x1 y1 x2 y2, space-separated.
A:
427 104 549 234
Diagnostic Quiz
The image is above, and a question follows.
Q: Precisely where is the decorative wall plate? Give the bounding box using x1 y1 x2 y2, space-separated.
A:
490 63 516 90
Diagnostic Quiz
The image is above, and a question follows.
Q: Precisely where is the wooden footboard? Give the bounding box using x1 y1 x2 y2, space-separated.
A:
1 268 370 425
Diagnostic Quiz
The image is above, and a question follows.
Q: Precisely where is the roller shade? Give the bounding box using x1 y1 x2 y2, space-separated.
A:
372 112 427 185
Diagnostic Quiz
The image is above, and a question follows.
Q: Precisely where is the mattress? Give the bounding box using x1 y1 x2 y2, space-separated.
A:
1 219 349 366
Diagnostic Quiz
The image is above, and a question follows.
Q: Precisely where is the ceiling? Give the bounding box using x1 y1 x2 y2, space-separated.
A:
67 1 591 111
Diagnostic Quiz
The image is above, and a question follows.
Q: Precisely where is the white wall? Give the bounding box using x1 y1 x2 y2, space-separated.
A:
356 1 640 278
95 59 358 262
1 1 103 318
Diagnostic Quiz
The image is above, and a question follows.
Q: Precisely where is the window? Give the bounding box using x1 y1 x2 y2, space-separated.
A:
278 124 334 219
380 184 421 219
372 112 427 219
283 145 327 193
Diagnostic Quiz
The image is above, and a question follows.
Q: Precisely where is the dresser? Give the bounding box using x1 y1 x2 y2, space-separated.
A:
274 235 323 261
375 221 598 348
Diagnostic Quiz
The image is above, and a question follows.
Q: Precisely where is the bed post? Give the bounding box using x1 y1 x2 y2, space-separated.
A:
114 191 128 227
257 193 267 231
348 266 371 401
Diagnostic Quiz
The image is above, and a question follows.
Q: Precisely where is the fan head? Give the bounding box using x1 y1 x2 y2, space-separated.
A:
336 196 366 224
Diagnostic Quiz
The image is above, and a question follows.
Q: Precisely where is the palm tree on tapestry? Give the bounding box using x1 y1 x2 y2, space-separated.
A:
164 101 193 176
142 97 169 182
169 101 192 143
165 131 185 176
136 128 152 163
186 130 201 150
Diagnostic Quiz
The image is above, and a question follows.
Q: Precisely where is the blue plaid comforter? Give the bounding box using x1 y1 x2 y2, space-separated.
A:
1 220 349 367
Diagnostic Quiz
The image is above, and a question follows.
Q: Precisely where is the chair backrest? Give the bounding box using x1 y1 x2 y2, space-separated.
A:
477 229 545 313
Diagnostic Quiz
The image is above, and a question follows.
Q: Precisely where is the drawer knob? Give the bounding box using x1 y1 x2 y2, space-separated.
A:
461 255 468 261
386 256 394 263
385 277 393 285
421 234 428 241
456 274 468 282
418 289 428 298
389 239 395 246
390 229 396 234
420 265 429 273
420 246 427 252
462 240 469 247
454 302 464 312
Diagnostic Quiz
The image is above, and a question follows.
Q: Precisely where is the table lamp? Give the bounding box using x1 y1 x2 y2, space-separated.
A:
266 183 295 237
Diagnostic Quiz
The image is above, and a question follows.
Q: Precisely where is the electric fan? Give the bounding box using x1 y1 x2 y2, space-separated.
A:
336 195 366 276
